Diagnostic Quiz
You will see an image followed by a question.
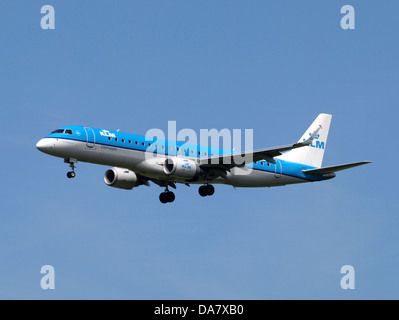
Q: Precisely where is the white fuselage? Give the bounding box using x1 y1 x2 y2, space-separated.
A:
37 137 309 188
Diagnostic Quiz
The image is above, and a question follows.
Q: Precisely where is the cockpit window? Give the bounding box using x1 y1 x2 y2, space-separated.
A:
65 130 73 135
51 129 65 134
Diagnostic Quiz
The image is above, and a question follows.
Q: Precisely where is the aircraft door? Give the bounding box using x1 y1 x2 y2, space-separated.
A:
274 160 282 178
84 127 96 148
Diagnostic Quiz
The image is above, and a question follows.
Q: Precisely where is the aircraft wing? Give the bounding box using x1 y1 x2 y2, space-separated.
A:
199 126 322 168
302 161 372 175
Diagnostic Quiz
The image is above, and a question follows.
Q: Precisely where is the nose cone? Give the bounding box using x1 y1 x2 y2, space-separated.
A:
36 138 55 154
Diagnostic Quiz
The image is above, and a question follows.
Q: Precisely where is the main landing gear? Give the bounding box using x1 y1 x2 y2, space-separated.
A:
199 184 215 197
159 186 175 204
65 158 78 179
159 184 216 203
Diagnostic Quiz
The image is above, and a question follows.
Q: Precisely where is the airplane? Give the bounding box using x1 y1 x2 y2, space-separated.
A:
36 114 371 204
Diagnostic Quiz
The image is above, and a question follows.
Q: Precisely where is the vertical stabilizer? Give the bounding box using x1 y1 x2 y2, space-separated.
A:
278 114 332 168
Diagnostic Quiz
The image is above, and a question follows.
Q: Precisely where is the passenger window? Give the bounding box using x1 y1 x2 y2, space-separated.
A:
129 140 132 144
122 139 125 143
108 137 111 141
115 138 118 142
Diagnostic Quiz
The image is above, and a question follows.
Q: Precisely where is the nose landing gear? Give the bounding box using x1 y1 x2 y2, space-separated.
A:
65 158 78 179
67 171 76 179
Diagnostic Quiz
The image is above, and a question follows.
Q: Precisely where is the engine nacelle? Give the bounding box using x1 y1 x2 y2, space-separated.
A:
164 158 199 179
104 168 138 190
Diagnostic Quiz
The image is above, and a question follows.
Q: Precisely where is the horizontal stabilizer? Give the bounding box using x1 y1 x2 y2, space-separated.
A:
302 161 372 175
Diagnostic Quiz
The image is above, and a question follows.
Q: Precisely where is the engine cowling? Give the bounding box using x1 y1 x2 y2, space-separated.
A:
164 158 199 179
104 168 138 190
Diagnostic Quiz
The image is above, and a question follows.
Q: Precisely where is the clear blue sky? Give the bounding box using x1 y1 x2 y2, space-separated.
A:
0 0 398 299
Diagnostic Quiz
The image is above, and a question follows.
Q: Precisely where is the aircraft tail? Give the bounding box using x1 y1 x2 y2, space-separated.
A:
278 114 332 168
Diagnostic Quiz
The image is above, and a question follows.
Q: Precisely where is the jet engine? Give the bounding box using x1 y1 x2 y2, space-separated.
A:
104 168 139 190
164 158 199 179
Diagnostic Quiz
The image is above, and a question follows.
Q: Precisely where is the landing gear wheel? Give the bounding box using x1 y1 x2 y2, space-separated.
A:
166 192 175 203
205 184 215 196
199 186 208 197
160 191 176 204
199 185 215 197
67 171 76 179
160 192 168 204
